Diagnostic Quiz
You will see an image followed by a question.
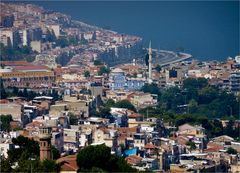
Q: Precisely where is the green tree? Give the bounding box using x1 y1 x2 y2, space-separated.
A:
223 120 238 138
77 144 112 170
98 66 110 75
175 114 195 127
0 43 34 61
23 88 28 98
13 154 59 173
211 119 224 137
55 37 69 48
160 87 182 111
7 135 60 172
12 87 19 96
155 64 161 72
226 147 237 155
141 83 161 95
186 141 197 151
84 70 90 78
0 114 13 132
198 86 218 104
38 159 60 173
77 144 136 172
182 78 208 101
139 106 163 118
51 145 60 160
0 156 12 172
69 112 79 125
115 100 136 112
188 99 198 114
98 106 112 119
8 135 40 163
80 88 92 95
25 56 35 62
81 167 106 172
183 78 208 90
0 79 7 99
80 37 88 45
94 60 103 66
69 36 79 46
105 99 115 107
14 150 40 172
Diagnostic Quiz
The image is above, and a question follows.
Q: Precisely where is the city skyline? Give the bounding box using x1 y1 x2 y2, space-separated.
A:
0 2 239 173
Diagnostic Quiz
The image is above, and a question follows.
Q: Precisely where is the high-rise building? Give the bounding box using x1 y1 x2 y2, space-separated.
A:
47 24 60 38
0 14 14 27
0 29 19 47
229 71 240 94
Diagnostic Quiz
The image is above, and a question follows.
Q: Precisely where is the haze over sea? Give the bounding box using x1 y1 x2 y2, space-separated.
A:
32 1 239 61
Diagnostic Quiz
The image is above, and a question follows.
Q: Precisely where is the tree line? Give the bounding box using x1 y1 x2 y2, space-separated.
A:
139 78 240 139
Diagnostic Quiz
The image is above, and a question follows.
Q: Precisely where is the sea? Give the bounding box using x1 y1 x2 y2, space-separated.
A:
30 1 239 61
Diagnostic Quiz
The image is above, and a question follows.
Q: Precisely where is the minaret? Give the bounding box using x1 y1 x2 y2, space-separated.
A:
148 41 152 84
39 126 52 161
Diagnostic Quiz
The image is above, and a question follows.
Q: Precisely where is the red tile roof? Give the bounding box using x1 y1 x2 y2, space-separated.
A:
0 99 9 104
57 154 79 172
125 155 142 165
26 121 44 129
14 65 50 71
144 143 157 149
204 142 224 152
0 61 32 66
128 113 143 118
116 127 137 134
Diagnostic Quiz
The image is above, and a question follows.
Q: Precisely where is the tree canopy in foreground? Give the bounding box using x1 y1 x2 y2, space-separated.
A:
77 144 136 172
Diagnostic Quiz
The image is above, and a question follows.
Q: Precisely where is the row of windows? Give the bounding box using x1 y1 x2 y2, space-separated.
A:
40 141 50 147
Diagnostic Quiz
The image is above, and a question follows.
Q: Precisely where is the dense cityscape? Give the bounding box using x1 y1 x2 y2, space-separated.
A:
0 2 239 173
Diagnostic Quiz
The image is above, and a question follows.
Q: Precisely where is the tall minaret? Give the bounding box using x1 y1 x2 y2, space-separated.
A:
148 41 152 84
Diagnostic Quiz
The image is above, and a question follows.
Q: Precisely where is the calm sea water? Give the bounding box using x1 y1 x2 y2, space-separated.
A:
32 1 239 61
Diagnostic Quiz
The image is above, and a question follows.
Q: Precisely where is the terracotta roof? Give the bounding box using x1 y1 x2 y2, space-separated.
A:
204 141 224 152
212 135 234 142
125 155 142 165
177 135 189 145
116 110 126 115
57 154 79 171
116 127 137 134
98 127 110 134
26 121 44 128
14 65 50 71
127 92 149 100
0 99 9 104
112 68 124 73
0 61 32 66
128 113 143 118
20 129 30 137
178 123 195 131
144 143 157 149
161 144 171 152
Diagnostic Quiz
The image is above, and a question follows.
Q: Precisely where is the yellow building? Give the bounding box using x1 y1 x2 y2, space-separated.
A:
0 61 56 88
